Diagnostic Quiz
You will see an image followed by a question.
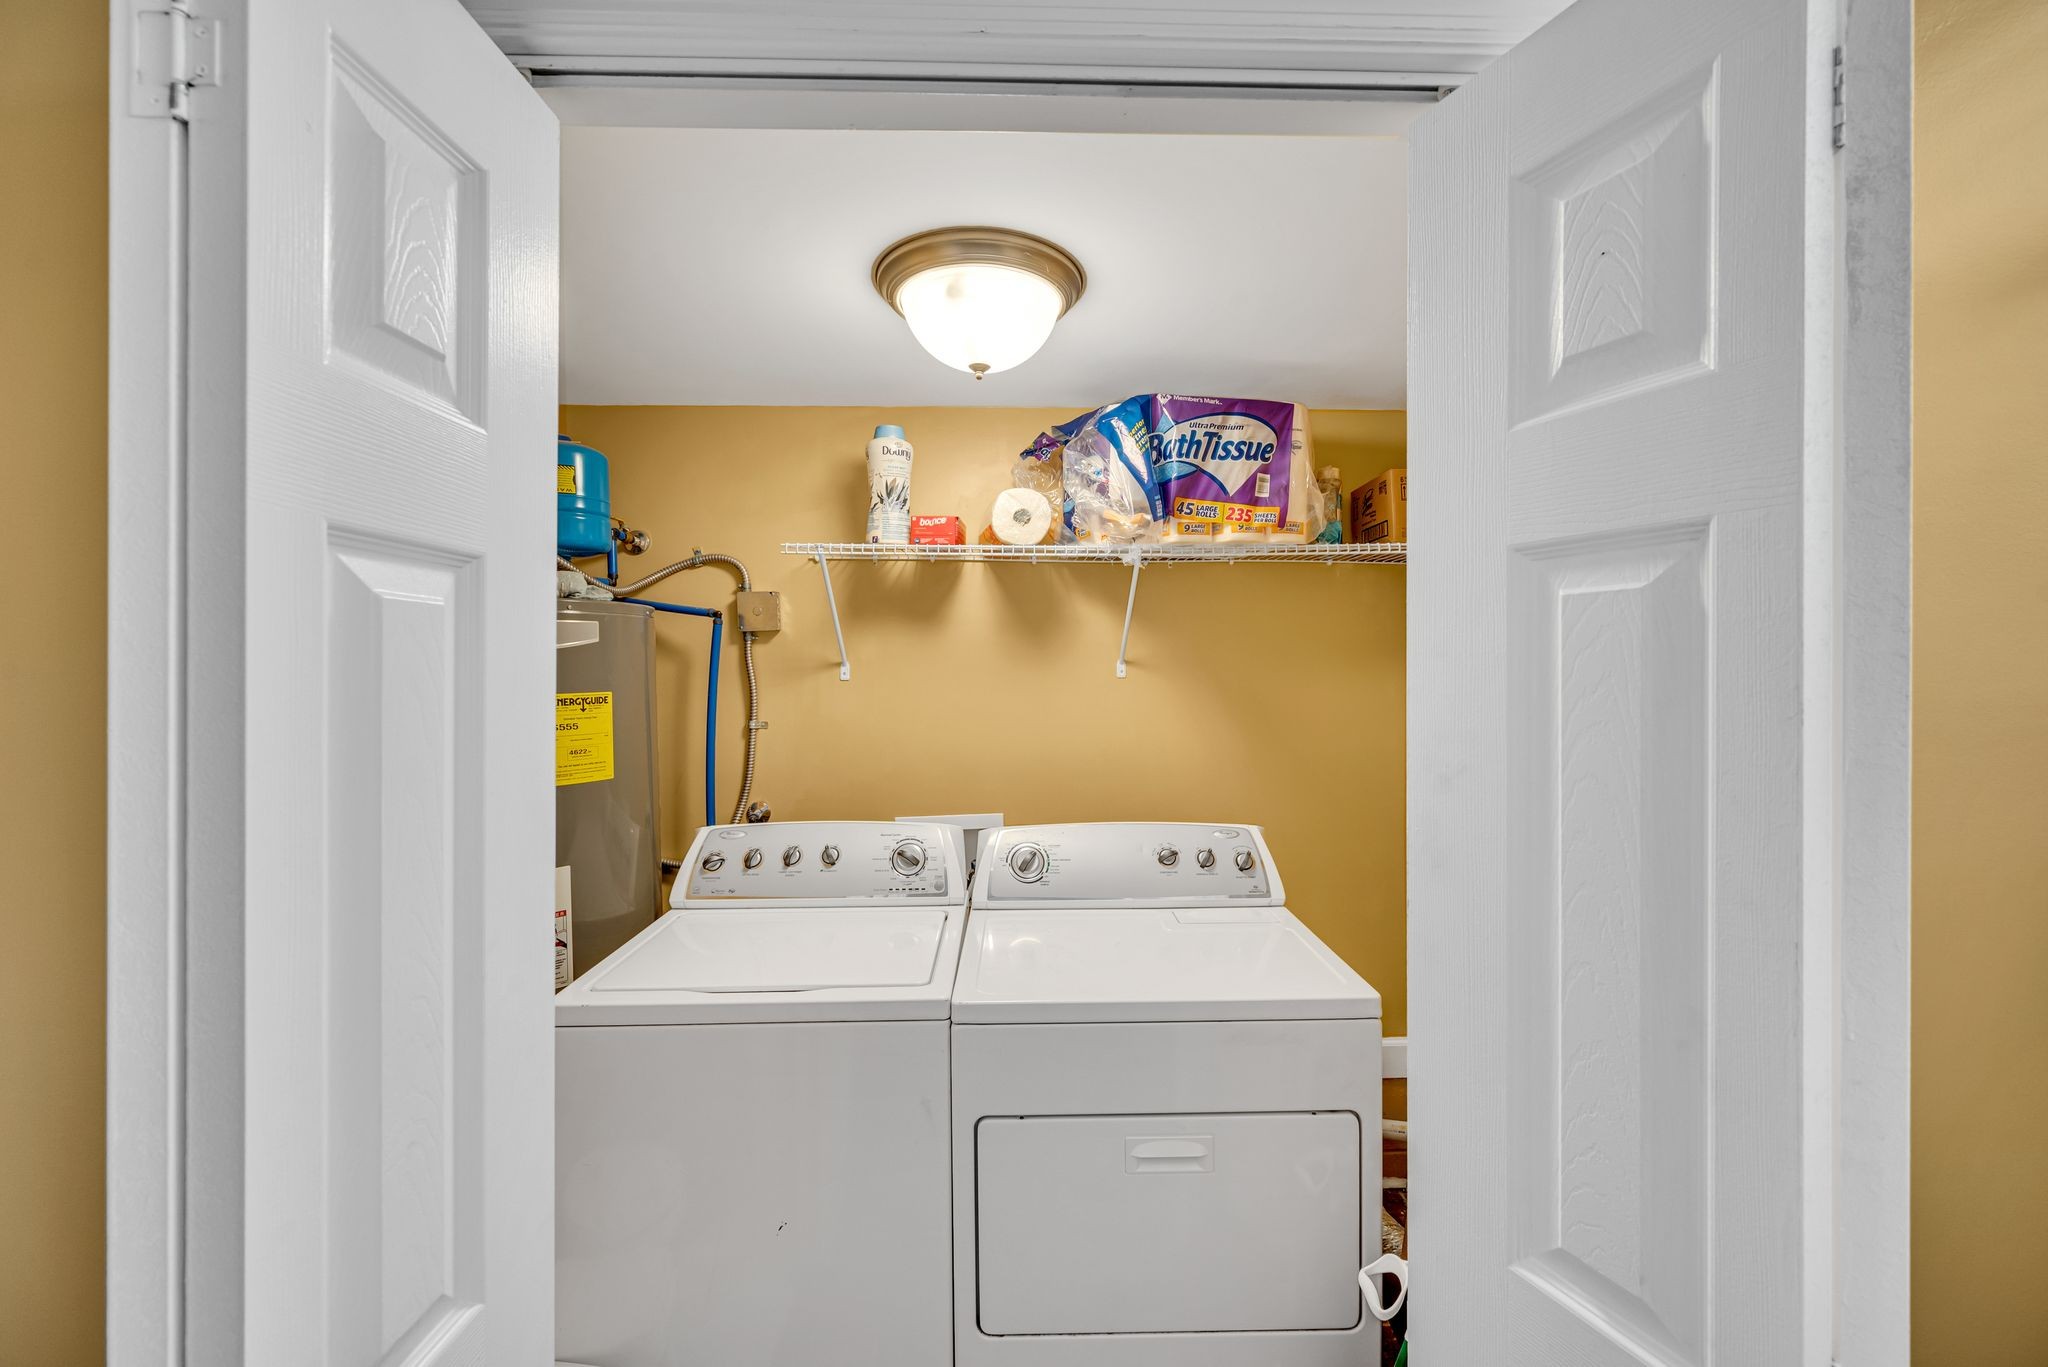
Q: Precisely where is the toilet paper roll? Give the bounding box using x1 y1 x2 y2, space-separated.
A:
987 487 1055 546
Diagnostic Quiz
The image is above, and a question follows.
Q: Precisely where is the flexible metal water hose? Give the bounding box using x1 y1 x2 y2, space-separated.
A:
610 550 762 824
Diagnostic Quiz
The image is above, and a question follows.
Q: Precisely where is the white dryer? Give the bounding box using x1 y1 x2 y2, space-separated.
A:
953 822 1382 1367
555 820 967 1367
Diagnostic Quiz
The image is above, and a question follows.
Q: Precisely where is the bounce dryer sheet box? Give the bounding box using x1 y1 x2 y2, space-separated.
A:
910 515 966 545
1147 395 1298 540
1350 467 1408 544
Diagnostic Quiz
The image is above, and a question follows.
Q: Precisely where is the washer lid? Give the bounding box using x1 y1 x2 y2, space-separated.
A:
951 906 1380 1024
594 909 945 992
556 906 961 1024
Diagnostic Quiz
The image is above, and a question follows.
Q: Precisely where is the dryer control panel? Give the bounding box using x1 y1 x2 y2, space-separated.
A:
972 823 1279 909
677 821 962 907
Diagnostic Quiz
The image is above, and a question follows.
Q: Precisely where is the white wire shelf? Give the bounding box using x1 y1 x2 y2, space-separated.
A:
782 540 1407 566
783 539 1407 680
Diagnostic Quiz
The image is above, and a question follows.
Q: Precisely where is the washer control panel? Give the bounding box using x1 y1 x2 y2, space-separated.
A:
974 823 1277 908
677 821 959 906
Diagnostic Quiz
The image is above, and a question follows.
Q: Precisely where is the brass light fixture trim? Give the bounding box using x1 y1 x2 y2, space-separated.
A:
871 225 1088 318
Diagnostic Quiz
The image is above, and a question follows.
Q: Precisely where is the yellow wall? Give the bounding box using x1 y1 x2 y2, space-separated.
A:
0 2 107 1360
1913 1 2048 1360
561 406 1413 1034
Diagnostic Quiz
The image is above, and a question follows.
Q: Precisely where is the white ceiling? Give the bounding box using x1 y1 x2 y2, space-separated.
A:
560 125 1411 409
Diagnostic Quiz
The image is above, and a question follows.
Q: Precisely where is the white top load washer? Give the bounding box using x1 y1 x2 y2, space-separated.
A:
555 821 966 1367
953 822 1382 1367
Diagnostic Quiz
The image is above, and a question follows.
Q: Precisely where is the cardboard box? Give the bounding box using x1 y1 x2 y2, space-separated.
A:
1349 467 1407 544
910 515 966 546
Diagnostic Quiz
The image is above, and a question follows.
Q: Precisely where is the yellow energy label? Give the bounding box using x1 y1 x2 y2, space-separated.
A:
556 464 579 494
556 691 615 786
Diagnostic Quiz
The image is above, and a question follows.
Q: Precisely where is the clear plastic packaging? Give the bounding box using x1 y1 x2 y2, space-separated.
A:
1010 445 1069 543
1021 395 1311 546
1315 466 1345 543
1023 397 1161 544
1251 405 1321 544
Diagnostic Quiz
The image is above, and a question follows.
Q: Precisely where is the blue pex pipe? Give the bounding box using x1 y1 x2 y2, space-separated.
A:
617 597 722 829
705 614 722 825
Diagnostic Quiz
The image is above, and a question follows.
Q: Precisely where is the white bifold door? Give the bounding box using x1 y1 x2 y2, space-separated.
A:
176 0 559 1362
1407 0 1885 1363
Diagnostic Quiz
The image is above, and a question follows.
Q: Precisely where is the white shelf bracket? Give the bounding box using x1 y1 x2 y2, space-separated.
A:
814 553 851 681
1115 553 1143 679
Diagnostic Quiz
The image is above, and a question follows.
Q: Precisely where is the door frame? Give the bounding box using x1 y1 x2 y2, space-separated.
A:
465 0 1549 90
108 0 252 1358
104 0 1909 1359
1830 0 1912 1358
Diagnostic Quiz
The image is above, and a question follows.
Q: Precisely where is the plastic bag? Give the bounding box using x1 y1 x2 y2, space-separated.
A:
1009 444 1068 543
1022 397 1162 544
1146 395 1298 542
1254 405 1324 545
1021 395 1307 545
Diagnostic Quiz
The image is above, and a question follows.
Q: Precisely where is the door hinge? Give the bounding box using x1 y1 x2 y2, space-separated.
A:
1831 45 1845 150
131 6 221 121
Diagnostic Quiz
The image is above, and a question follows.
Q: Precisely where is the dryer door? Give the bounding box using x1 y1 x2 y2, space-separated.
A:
975 1111 1362 1335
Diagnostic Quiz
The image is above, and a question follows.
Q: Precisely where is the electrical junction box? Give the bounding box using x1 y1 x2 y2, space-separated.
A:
735 590 784 632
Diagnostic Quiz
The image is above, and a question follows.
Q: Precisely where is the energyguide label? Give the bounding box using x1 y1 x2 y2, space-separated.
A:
555 691 615 786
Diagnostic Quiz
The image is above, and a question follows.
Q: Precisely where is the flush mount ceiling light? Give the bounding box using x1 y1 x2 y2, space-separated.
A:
872 226 1086 379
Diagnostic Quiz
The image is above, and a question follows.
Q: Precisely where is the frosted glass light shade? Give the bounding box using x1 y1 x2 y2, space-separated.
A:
894 263 1065 378
873 226 1086 380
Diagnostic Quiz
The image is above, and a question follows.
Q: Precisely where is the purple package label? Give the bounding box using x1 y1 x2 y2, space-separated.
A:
1145 395 1296 533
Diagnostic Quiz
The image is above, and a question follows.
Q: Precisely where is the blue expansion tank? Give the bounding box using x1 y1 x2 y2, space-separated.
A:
557 435 613 558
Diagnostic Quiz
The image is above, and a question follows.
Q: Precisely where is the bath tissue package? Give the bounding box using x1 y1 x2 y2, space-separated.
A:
1021 395 1301 543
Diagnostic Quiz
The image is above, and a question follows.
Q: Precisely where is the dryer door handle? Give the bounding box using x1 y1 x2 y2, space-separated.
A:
1124 1136 1214 1173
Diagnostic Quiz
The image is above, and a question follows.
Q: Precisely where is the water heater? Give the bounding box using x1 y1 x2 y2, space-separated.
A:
556 598 662 980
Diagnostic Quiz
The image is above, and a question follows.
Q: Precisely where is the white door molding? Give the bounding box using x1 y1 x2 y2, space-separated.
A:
1834 0 1913 1359
537 81 1435 137
105 0 190 1357
462 0 1571 89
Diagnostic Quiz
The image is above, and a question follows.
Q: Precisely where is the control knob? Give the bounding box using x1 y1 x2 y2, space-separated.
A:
742 847 763 870
1196 848 1216 869
782 845 802 868
820 844 840 867
1233 848 1256 873
1007 842 1049 883
700 851 726 873
1156 845 1179 867
890 839 928 877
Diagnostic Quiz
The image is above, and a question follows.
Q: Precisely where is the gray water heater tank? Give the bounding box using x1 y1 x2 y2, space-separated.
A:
556 598 662 980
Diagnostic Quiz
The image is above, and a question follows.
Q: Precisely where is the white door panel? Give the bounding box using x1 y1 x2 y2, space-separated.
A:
215 1 558 1362
1409 0 1831 1362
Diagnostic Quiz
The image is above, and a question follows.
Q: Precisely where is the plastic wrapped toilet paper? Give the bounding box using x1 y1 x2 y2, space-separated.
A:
1226 404 1317 543
1021 394 1302 544
1150 395 1299 541
987 487 1055 546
